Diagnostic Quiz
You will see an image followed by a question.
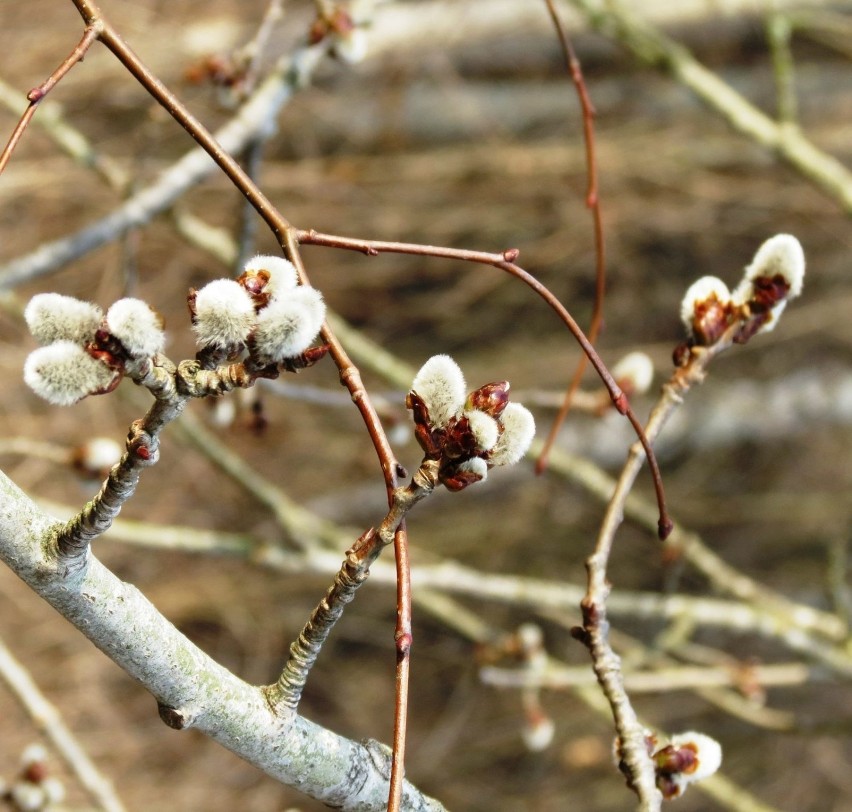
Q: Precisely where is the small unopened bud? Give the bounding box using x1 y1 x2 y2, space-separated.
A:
9 782 45 811
521 713 555 752
242 254 298 299
654 731 722 799
332 28 368 64
24 342 118 406
41 777 65 804
24 293 102 346
611 352 654 397
466 380 510 417
250 286 326 363
732 234 805 337
105 298 165 358
442 457 488 491
738 233 805 299
489 403 535 466
680 276 732 345
193 279 256 349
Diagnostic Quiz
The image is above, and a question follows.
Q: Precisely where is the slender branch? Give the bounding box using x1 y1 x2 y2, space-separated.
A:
0 633 127 812
567 0 852 214
0 24 100 176
0 471 446 812
537 0 608 474
297 228 671 537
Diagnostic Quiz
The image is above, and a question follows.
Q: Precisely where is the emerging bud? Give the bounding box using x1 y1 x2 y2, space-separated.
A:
521 713 555 753
241 254 298 300
611 351 654 397
192 279 256 349
654 731 722 799
332 28 368 65
489 403 535 466
733 234 806 338
410 355 467 429
250 286 326 364
464 409 500 453
24 293 102 346
105 298 165 358
466 380 510 418
24 342 118 406
441 457 488 491
738 233 805 300
680 276 733 346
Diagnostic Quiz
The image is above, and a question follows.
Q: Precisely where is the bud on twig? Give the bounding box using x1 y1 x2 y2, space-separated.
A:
105 298 166 358
24 293 102 346
408 355 536 491
24 341 119 406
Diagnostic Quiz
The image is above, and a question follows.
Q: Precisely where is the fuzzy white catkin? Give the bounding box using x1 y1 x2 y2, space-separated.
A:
679 276 730 333
251 286 325 362
106 298 165 358
743 234 805 297
24 293 102 346
333 29 368 64
465 409 500 452
455 456 488 482
411 355 467 428
490 402 535 466
9 782 45 812
24 342 116 406
611 351 654 395
243 254 298 297
193 279 256 348
669 732 722 782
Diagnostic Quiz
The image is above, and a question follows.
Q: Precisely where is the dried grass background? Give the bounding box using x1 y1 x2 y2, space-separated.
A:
1 1 851 810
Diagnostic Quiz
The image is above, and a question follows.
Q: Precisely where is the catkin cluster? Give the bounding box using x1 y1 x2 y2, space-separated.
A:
23 294 164 405
408 355 536 491
680 234 805 348
23 254 326 406
191 254 325 366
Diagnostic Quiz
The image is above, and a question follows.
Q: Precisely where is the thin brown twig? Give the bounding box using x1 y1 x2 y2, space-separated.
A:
536 0 608 475
297 228 672 538
61 4 414 801
0 23 100 176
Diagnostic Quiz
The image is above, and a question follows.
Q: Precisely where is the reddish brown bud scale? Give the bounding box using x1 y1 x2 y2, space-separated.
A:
22 762 48 783
692 298 733 346
466 380 510 417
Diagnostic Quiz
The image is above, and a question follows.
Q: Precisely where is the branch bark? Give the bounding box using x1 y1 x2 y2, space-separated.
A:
0 469 446 812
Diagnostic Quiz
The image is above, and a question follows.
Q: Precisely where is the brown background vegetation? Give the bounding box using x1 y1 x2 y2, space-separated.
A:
1 1 851 810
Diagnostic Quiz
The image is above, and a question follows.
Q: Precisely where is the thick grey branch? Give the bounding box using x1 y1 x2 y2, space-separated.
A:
0 469 446 812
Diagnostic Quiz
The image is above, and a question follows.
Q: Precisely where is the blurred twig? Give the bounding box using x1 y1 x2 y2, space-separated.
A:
566 0 852 214
0 633 127 812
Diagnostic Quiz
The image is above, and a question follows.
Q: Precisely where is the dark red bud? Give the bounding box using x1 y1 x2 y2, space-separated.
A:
440 463 484 492
22 762 48 783
654 742 698 776
748 274 789 312
280 344 330 372
237 269 273 311
466 381 510 417
692 297 733 346
442 415 478 460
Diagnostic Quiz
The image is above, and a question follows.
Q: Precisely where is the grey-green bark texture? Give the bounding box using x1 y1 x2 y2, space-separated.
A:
0 469 447 811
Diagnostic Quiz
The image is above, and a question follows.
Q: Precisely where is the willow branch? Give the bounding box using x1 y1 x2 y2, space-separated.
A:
567 0 852 214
